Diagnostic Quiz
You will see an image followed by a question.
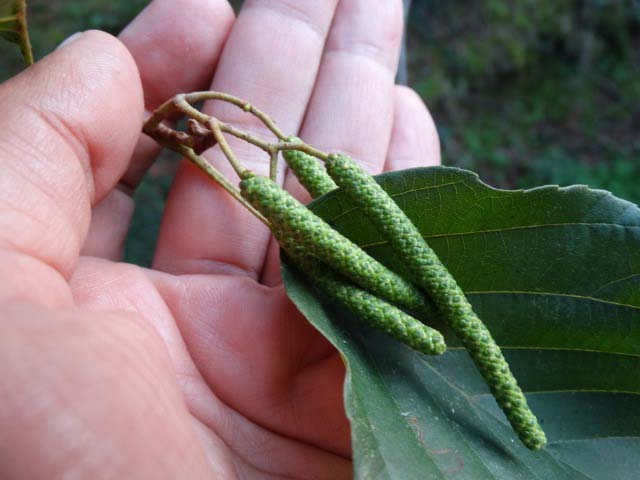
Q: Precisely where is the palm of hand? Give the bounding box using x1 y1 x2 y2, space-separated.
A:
68 253 348 478
0 1 439 478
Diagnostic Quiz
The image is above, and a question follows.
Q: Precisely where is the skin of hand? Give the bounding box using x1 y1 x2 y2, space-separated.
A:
0 0 440 478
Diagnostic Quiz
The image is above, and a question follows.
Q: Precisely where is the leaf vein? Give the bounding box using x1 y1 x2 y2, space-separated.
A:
446 346 640 359
465 290 640 311
589 273 640 296
358 222 640 250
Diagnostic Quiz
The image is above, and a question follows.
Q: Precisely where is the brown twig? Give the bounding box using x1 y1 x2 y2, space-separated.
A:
183 91 288 141
142 91 332 221
187 119 216 154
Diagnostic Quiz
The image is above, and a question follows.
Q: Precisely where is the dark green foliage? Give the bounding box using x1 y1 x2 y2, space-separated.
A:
283 166 640 476
326 154 546 450
409 0 639 204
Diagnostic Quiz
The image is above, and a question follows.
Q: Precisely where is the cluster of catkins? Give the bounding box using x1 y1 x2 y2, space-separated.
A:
239 148 547 451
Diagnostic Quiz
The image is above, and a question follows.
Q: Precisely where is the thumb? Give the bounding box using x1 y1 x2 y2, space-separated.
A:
0 30 143 307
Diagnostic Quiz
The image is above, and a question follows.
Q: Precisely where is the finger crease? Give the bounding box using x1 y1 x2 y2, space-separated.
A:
245 1 328 42
324 40 395 79
172 257 261 281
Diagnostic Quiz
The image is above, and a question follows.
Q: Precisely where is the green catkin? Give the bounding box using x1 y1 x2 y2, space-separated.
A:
325 154 547 451
279 236 445 355
262 155 444 354
283 149 337 198
240 175 430 314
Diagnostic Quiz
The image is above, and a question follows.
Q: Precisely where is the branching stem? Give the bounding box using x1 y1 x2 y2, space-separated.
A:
183 91 288 140
269 148 279 181
143 91 331 221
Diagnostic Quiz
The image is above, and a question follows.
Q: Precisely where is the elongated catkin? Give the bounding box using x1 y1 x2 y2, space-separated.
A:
280 235 445 355
283 149 337 198
269 155 445 354
325 154 546 451
240 175 431 314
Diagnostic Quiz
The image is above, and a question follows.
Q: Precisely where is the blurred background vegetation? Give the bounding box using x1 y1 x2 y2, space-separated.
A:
2 0 638 266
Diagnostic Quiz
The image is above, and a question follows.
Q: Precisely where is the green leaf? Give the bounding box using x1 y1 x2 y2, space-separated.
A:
0 0 33 65
282 166 640 479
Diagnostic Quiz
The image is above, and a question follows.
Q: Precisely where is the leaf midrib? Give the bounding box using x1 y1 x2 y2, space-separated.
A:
466 290 640 311
472 389 640 397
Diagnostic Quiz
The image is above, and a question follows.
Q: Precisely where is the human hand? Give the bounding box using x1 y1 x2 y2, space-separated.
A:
0 1 440 478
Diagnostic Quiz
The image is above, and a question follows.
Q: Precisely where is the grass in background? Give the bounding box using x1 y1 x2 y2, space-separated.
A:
2 0 638 266
1 0 147 79
409 0 640 203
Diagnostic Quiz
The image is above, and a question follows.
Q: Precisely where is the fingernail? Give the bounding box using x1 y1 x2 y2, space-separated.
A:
57 32 84 50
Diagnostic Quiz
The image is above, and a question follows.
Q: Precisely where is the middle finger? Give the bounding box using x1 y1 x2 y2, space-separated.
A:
262 0 404 285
